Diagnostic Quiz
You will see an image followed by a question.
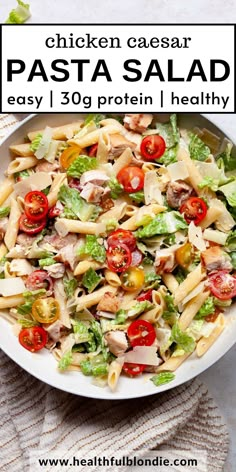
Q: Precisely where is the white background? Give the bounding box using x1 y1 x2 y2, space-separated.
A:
1 25 235 113
0 1 236 470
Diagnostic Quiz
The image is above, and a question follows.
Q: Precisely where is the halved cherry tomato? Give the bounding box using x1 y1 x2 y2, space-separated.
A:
24 191 48 222
175 242 193 269
48 205 62 218
26 270 53 295
19 213 47 235
137 289 153 302
180 197 207 225
106 243 131 273
123 363 145 376
140 135 166 160
117 166 145 193
127 319 156 347
120 267 145 292
208 271 236 300
19 326 47 352
107 229 137 252
88 143 98 157
60 145 81 169
32 297 60 324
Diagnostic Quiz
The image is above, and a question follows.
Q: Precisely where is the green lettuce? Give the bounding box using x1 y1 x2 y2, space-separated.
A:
114 309 128 324
14 170 30 182
230 252 236 269
72 320 90 343
38 257 55 267
188 132 210 161
58 351 73 371
108 177 124 199
89 321 108 360
127 301 154 318
77 235 106 263
198 176 219 192
151 372 175 387
144 271 161 289
129 191 145 203
159 146 178 165
58 184 95 222
5 0 31 24
194 297 215 320
226 230 236 251
80 355 108 377
135 211 187 239
155 114 179 149
84 114 105 126
216 142 236 172
170 323 196 353
63 277 78 298
162 294 178 321
219 180 236 207
67 155 97 178
0 207 10 218
30 133 42 152
82 268 102 293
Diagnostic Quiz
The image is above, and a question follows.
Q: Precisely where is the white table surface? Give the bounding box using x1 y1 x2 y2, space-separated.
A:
0 1 236 470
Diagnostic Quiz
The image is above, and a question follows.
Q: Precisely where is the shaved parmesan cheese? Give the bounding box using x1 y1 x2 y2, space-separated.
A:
35 127 53 160
182 281 206 305
14 172 52 198
167 161 189 181
188 222 206 251
10 259 33 276
211 198 235 232
0 278 26 296
195 161 223 180
45 140 59 163
203 228 228 246
124 346 160 366
144 171 163 205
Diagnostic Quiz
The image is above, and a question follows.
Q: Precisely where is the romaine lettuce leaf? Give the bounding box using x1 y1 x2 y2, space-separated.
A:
216 142 236 172
30 133 42 152
58 184 95 222
188 132 210 161
82 268 102 293
159 146 178 165
58 351 73 371
127 301 154 318
108 177 124 199
151 372 175 386
84 114 105 126
63 277 78 298
0 207 10 218
72 320 90 343
155 114 179 149
67 155 97 178
170 323 196 353
5 0 31 24
129 191 145 203
194 297 215 320
219 180 236 207
135 211 187 239
77 235 106 263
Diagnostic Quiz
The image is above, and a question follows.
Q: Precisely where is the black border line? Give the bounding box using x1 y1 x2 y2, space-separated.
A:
1 23 235 114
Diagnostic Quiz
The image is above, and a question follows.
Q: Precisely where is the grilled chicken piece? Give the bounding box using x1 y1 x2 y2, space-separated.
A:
166 180 194 209
109 133 136 158
80 170 110 186
35 159 59 173
201 246 233 273
154 246 179 273
54 244 77 271
124 114 153 134
104 331 128 357
46 263 65 278
80 183 105 203
44 232 77 250
97 292 120 313
43 320 63 342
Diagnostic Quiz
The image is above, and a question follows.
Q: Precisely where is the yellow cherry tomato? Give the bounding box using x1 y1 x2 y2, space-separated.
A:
120 267 145 292
175 242 193 269
60 145 81 169
32 297 60 324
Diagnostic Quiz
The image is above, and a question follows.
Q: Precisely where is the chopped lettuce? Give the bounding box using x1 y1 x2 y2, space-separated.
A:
30 133 42 152
63 277 78 298
226 230 236 251
159 145 178 165
129 191 145 203
198 176 219 192
216 142 236 172
135 211 187 239
114 309 128 324
108 177 124 199
230 252 236 269
151 372 175 387
170 323 196 353
78 235 106 263
89 321 108 360
5 0 31 24
144 271 161 289
38 257 55 267
188 132 210 161
162 294 178 323
58 184 95 222
127 301 153 318
72 320 90 343
194 297 215 320
80 355 108 377
14 169 30 182
58 351 73 371
84 114 105 126
155 114 179 149
67 155 97 178
219 180 236 207
17 315 39 328
82 268 102 293
17 289 46 316
0 207 10 218
105 219 118 232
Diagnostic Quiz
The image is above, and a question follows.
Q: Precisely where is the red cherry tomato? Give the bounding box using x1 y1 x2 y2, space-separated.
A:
180 197 207 225
208 271 236 300
26 270 54 295
123 363 145 376
140 135 166 160
24 191 48 222
137 289 153 302
48 205 62 218
19 326 47 352
117 166 145 193
88 143 98 157
127 320 156 347
130 249 143 267
107 229 137 252
106 243 132 273
19 213 47 235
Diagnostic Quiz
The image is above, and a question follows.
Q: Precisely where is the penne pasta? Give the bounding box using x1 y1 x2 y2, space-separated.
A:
28 121 83 141
174 264 205 305
156 352 192 372
74 261 104 276
112 147 133 175
55 219 106 237
76 285 117 311
4 198 21 250
197 314 225 357
104 269 121 287
69 124 121 148
108 357 124 391
47 173 67 208
0 178 14 206
9 143 34 157
120 203 166 231
162 273 179 293
96 131 110 164
177 147 203 193
7 156 38 175
0 294 25 309
179 290 210 330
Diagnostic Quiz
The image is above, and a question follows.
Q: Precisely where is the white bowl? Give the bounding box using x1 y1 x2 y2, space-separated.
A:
0 113 235 400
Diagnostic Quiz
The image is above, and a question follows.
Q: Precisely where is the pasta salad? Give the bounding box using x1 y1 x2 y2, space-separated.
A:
0 113 236 392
